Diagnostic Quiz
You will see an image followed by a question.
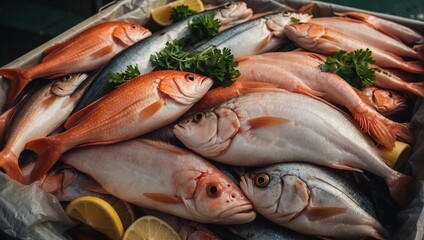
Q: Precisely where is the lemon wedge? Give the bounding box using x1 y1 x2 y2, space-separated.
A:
107 197 137 230
150 0 205 26
378 141 411 169
65 196 124 240
123 215 181 240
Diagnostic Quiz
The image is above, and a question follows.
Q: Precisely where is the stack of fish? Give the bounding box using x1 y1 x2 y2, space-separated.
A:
0 1 423 239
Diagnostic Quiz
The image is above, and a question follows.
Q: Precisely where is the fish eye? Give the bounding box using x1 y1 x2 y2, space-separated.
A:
282 11 291 17
131 25 136 29
224 3 233 8
186 74 195 81
64 75 72 80
206 184 221 198
254 173 270 188
388 92 393 98
193 112 204 123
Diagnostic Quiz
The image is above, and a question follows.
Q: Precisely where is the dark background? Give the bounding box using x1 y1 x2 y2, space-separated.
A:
0 0 423 67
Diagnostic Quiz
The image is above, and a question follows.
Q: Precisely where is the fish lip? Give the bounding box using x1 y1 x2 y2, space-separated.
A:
218 203 256 223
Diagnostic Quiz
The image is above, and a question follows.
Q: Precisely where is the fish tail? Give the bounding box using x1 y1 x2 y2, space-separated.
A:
0 68 30 108
26 137 62 182
402 60 424 74
392 122 415 144
0 148 25 184
386 172 413 206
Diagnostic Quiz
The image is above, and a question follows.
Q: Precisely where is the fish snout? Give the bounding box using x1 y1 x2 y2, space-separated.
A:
219 202 256 224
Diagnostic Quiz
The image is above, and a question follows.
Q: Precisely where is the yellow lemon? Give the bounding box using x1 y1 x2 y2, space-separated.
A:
106 197 137 230
150 0 205 26
65 196 124 240
123 215 181 240
378 141 411 169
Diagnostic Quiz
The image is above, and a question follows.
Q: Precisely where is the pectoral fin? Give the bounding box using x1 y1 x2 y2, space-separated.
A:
112 27 132 48
80 180 110 194
306 207 347 221
91 45 114 59
140 98 165 120
144 193 182 204
42 42 66 60
248 117 290 130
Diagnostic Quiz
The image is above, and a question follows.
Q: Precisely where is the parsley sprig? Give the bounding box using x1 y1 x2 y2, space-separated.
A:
107 65 141 86
320 48 376 89
170 5 197 22
150 39 239 86
188 13 221 43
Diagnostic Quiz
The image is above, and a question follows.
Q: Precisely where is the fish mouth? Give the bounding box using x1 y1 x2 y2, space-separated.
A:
218 203 256 224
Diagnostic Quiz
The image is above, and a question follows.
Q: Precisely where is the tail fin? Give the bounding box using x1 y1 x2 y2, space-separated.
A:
392 122 415 145
0 148 25 184
25 137 62 182
386 172 413 206
0 68 30 108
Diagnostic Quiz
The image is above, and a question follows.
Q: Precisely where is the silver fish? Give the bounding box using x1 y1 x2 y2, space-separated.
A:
240 162 390 239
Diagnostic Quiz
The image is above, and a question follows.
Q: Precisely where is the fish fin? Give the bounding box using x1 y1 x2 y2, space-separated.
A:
234 56 251 62
0 148 25 184
26 137 62 182
386 172 413 206
140 98 165 120
353 87 376 110
0 106 17 146
144 193 182 204
77 139 123 148
0 68 30 108
305 207 347 221
403 60 424 74
44 73 67 79
298 2 315 14
64 98 102 129
248 116 290 130
42 42 66 60
392 122 415 145
112 27 132 48
295 83 325 97
140 139 189 155
91 45 114 59
80 180 110 194
256 33 274 52
320 34 340 44
330 163 363 172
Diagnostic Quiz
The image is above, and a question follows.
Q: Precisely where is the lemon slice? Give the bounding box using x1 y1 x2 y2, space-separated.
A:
107 197 137 230
150 0 205 26
123 215 181 240
65 196 124 240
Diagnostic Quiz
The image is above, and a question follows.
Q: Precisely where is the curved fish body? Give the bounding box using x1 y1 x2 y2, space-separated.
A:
194 11 312 57
284 23 424 74
334 11 423 45
362 86 408 116
240 162 389 239
74 2 253 112
62 139 256 224
174 92 412 205
0 22 151 108
26 70 213 182
310 17 422 59
235 51 413 148
0 73 89 183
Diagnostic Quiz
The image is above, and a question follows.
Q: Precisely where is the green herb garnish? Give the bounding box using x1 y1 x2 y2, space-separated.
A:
170 5 197 22
320 48 376 89
290 17 300 23
107 65 141 86
189 13 221 43
150 40 240 86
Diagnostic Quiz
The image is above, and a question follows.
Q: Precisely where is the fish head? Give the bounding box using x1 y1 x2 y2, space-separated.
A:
267 12 312 39
284 23 336 51
240 168 310 222
188 171 255 224
51 73 88 96
372 88 407 115
122 23 152 43
216 2 253 31
174 107 240 157
160 71 213 105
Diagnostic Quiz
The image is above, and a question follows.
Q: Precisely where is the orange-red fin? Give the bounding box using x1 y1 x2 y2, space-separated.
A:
77 139 123 148
91 45 114 59
248 116 290 130
295 84 325 98
0 68 30 109
26 137 62 182
140 98 165 120
386 172 413 206
306 207 347 221
256 33 274 52
112 27 132 48
42 42 66 60
0 149 25 184
140 139 189 155
321 34 340 44
392 122 414 145
0 105 17 145
144 193 182 204
298 2 315 14
330 163 363 172
43 73 68 80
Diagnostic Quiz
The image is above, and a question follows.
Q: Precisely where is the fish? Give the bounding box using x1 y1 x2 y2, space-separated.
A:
61 138 256 224
73 2 253 112
0 22 151 108
362 86 408 116
234 51 413 148
283 23 424 74
240 162 390 239
334 11 423 45
0 106 18 147
140 208 222 240
194 11 312 57
173 92 412 205
0 73 90 183
26 70 213 182
310 17 422 59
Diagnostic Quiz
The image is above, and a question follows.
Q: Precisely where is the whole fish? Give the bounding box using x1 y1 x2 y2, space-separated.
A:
335 11 423 45
234 51 413 148
26 70 213 182
0 22 151 108
362 86 408 116
73 2 253 112
173 92 412 205
284 23 424 74
61 139 256 224
0 73 90 183
310 17 422 59
240 162 390 239
194 11 312 57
